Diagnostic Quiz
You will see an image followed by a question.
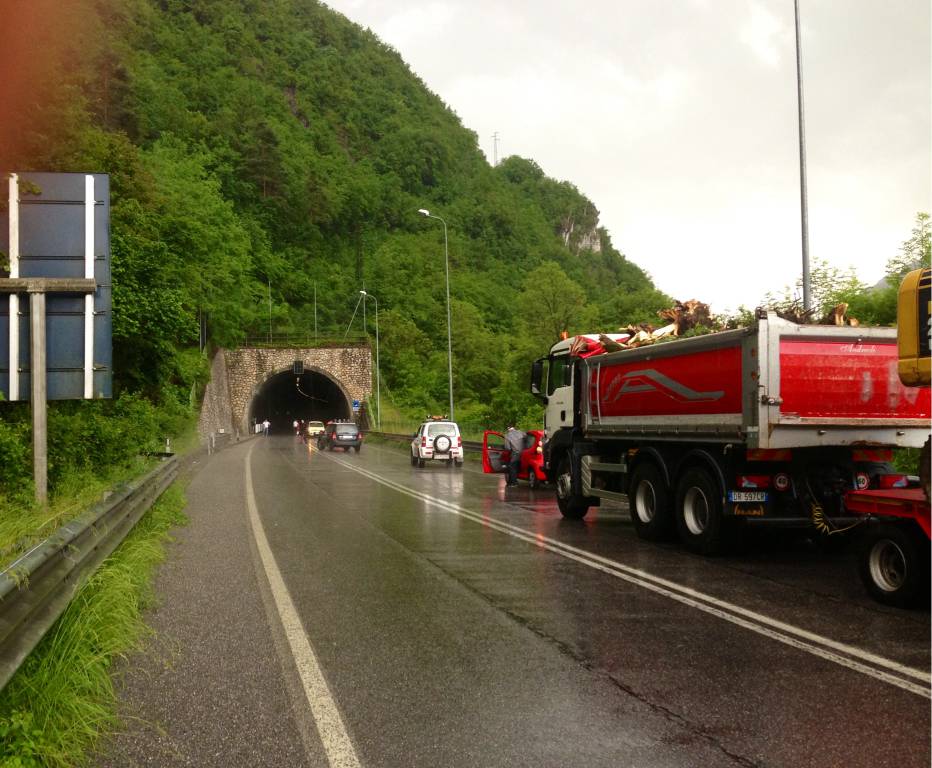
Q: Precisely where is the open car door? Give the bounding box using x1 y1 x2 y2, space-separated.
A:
482 431 508 473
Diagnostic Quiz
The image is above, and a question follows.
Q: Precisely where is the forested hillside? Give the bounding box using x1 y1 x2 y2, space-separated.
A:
3 0 666 425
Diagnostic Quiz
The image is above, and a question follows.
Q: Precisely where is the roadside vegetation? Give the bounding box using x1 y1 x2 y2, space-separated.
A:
0 395 197 558
0 484 188 768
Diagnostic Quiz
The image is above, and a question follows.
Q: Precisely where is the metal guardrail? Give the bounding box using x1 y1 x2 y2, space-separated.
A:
240 334 368 348
0 456 179 690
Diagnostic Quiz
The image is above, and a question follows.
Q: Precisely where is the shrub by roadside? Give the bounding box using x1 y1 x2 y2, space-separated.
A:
0 484 188 767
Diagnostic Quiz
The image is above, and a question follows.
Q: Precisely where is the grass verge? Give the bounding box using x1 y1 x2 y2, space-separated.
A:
0 421 200 567
0 483 188 767
0 459 159 567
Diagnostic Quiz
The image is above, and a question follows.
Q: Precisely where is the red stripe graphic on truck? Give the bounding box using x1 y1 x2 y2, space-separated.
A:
592 347 742 417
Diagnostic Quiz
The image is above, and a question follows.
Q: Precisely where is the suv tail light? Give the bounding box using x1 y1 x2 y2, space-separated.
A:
457 436 462 447
421 436 427 447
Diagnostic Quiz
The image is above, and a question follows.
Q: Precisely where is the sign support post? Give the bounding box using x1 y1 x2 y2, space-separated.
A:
1 277 97 504
30 290 47 504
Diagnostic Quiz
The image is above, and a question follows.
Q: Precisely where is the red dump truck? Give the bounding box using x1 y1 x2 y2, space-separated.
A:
530 311 930 589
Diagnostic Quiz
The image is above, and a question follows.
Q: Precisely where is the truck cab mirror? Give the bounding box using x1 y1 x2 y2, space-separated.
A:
530 358 548 403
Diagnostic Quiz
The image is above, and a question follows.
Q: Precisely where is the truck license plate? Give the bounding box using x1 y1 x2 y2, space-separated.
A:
728 491 768 502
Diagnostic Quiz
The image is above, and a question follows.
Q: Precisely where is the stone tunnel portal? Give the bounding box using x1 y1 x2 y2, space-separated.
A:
249 369 351 435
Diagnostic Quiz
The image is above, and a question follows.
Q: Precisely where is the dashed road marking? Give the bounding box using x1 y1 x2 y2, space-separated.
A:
327 451 931 700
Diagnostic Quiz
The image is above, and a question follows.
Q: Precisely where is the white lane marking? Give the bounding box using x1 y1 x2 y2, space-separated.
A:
326 453 932 699
246 443 362 768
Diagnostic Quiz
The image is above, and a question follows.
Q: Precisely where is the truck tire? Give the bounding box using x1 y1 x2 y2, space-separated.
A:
858 523 929 608
628 463 674 541
675 467 727 555
435 435 451 453
556 454 590 519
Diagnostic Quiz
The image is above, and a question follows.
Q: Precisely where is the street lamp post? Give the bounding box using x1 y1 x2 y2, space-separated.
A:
360 290 380 430
418 208 454 421
794 0 811 313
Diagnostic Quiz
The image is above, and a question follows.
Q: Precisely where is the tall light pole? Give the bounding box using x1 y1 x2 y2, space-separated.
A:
418 208 454 420
794 0 811 313
359 290 380 430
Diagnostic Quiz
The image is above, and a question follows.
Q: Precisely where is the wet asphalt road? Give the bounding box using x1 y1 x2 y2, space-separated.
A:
100 436 931 768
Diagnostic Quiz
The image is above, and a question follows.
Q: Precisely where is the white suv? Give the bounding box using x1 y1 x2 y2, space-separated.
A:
411 420 463 468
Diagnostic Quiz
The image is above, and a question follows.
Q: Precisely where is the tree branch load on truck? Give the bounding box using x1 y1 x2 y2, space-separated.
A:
529 310 930 573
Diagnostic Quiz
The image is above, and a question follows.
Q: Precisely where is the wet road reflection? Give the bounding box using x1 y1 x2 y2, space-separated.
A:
254 436 930 768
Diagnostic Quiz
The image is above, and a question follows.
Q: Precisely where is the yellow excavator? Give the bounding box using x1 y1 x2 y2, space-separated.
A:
896 267 931 495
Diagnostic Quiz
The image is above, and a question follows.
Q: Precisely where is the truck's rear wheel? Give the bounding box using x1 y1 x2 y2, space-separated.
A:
858 524 928 608
675 467 727 555
628 463 674 540
556 455 590 519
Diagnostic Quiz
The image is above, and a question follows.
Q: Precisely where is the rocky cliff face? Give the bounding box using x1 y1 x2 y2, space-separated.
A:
560 216 602 255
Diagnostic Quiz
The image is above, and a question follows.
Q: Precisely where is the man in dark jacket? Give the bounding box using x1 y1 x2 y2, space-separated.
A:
504 425 526 486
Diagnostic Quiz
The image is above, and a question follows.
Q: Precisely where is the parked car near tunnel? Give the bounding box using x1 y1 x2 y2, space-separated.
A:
306 420 325 438
318 420 362 452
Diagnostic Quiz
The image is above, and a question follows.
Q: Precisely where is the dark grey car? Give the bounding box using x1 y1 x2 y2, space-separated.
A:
318 422 362 452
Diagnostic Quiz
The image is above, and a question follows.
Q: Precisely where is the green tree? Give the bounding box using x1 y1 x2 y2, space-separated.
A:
517 262 587 346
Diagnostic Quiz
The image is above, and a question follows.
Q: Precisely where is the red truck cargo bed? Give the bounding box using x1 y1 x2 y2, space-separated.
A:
582 313 930 450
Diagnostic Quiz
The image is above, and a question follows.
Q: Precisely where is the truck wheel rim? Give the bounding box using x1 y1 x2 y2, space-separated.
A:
869 539 907 592
683 487 709 535
557 472 572 500
635 481 656 523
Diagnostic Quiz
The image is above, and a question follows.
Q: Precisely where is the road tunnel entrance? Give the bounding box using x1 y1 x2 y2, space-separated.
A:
249 368 351 434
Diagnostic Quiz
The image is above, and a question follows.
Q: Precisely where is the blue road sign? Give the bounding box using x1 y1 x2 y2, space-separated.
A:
352 399 361 411
1 172 112 400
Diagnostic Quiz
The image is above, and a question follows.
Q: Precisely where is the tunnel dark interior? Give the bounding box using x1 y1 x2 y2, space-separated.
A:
249 370 351 434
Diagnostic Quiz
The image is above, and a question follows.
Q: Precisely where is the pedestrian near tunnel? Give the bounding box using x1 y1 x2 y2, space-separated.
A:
504 424 526 486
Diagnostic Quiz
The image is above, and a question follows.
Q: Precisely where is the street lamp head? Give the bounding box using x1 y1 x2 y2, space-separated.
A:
359 290 367 296
417 208 430 217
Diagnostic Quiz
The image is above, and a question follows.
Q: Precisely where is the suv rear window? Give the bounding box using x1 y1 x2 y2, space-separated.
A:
426 423 456 437
335 424 359 434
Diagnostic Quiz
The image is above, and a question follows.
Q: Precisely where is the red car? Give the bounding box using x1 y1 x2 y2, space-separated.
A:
481 430 547 489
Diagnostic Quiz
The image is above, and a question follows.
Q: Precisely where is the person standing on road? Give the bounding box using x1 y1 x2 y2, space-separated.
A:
263 418 270 436
504 424 526 486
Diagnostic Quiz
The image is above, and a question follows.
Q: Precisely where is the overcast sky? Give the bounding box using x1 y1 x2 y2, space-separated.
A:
325 0 931 313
